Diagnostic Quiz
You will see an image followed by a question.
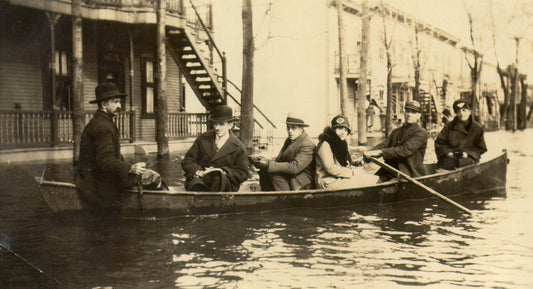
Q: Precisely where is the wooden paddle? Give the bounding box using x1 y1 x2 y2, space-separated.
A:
137 175 143 210
369 157 473 215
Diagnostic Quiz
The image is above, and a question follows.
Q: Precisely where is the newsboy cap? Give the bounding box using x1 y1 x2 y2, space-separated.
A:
404 100 421 113
331 114 351 134
90 82 127 104
452 99 470 112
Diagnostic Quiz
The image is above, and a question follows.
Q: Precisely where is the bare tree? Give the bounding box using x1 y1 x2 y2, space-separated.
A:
336 0 350 123
156 0 169 158
240 0 254 152
409 24 422 102
71 0 84 164
463 7 483 121
378 2 396 136
357 0 370 145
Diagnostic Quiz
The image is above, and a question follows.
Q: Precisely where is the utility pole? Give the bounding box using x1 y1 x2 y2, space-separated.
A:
156 0 169 158
71 0 84 164
336 0 349 120
357 0 370 145
241 0 255 153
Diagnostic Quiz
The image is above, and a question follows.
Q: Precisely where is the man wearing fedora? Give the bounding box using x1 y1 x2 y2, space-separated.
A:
76 82 160 210
181 104 249 192
434 99 487 170
250 113 315 191
364 100 428 182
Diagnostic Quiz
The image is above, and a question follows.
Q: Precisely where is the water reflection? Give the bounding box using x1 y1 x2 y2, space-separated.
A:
2 130 533 288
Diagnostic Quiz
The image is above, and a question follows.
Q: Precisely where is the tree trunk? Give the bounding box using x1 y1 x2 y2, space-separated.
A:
71 0 84 164
386 54 393 136
336 0 350 123
357 0 369 145
156 0 169 158
518 76 527 130
240 0 254 153
497 65 510 128
510 65 517 131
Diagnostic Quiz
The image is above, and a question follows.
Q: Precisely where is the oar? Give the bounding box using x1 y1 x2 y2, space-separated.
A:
369 157 473 215
137 175 143 210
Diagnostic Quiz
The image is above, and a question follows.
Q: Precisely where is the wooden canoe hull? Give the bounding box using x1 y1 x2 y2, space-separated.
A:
35 152 508 216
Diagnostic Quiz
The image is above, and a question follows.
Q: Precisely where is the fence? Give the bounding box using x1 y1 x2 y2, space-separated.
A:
0 110 208 149
168 112 208 138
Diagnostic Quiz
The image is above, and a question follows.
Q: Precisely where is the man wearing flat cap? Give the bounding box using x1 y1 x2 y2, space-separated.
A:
250 113 315 191
76 82 161 210
182 104 249 192
434 99 487 170
364 100 428 182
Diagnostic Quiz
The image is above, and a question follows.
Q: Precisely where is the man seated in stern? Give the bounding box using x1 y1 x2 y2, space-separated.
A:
434 99 487 171
181 104 249 192
250 113 315 191
363 100 428 183
76 82 162 211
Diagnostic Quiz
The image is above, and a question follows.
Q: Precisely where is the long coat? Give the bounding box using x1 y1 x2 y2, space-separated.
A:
181 130 249 191
75 110 132 208
434 116 487 162
268 132 315 188
374 123 428 179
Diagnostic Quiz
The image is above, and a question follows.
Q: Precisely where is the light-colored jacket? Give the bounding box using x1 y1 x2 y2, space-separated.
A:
315 142 355 189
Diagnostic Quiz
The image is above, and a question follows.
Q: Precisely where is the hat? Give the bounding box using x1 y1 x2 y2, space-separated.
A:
452 99 470 112
286 113 309 127
331 114 351 134
208 105 235 122
90 82 127 104
404 100 421 113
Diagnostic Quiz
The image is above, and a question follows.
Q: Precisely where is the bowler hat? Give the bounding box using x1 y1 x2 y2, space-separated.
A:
331 115 351 134
286 113 309 127
208 105 235 122
452 99 470 112
404 100 421 113
90 82 127 104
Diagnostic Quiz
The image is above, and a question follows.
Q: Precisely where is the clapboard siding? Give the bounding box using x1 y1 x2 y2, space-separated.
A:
0 39 43 111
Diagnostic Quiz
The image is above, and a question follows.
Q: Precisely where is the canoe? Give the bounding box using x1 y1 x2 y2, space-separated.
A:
34 151 508 216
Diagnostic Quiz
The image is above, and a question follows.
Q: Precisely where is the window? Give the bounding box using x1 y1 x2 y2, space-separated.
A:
141 57 156 117
54 49 72 111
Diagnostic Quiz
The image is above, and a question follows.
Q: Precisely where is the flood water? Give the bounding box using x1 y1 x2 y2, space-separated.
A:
1 130 532 288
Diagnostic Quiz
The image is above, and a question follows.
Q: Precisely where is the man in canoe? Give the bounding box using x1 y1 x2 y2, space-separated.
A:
181 104 249 192
434 99 487 171
76 82 161 209
363 100 428 182
250 113 315 191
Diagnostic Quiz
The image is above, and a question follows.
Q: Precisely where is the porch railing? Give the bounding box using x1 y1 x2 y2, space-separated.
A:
83 0 213 27
167 112 208 138
0 110 208 149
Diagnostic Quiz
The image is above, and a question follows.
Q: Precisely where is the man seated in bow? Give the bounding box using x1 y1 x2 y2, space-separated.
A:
435 99 487 171
250 113 315 191
181 105 249 192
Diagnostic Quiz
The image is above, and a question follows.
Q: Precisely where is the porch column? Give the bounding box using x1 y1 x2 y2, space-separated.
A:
46 12 61 146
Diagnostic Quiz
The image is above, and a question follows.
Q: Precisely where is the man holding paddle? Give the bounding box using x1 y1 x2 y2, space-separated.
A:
363 100 428 182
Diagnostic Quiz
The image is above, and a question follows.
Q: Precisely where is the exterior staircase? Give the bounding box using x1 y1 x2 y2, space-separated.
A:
420 91 439 127
166 26 226 111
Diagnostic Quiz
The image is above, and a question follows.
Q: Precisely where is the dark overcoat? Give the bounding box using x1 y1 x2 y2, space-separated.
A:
434 116 487 162
268 132 315 188
181 130 249 191
75 110 132 208
374 123 428 179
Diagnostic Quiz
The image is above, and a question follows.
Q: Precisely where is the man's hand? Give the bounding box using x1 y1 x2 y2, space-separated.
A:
250 156 270 170
363 150 382 162
195 167 226 178
129 162 146 175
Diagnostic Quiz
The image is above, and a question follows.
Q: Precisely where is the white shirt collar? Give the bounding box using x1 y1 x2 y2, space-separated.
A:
215 133 230 150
